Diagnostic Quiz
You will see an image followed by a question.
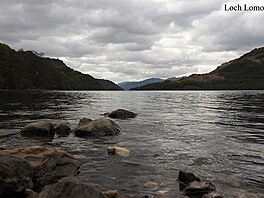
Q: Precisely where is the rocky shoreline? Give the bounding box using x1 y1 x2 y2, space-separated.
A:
0 109 223 198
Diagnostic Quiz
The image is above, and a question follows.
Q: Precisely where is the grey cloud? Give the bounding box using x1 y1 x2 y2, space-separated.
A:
0 0 263 83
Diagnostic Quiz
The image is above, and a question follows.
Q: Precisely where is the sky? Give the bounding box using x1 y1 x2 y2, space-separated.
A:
0 0 264 83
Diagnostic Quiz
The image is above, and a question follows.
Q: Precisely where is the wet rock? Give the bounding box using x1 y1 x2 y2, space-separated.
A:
0 146 80 192
75 118 120 137
143 181 158 189
184 181 216 195
107 109 137 119
38 177 106 198
103 190 118 198
78 117 93 127
0 153 33 197
202 191 223 198
107 146 130 157
54 122 71 135
20 120 54 137
178 170 201 185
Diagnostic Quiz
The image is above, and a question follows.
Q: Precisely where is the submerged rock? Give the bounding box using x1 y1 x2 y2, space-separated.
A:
202 191 223 198
0 146 80 192
78 117 93 127
75 118 120 137
38 177 106 198
102 190 118 198
54 122 71 135
20 120 54 137
107 146 130 157
106 109 137 119
0 153 33 197
183 181 216 194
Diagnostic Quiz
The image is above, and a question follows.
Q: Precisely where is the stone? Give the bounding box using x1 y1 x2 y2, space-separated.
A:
0 153 33 197
75 118 120 137
178 170 201 185
54 122 71 135
103 190 118 198
38 177 106 198
107 146 130 157
107 109 137 119
202 191 223 198
20 120 54 137
78 118 93 127
143 181 158 189
184 181 216 194
0 146 80 192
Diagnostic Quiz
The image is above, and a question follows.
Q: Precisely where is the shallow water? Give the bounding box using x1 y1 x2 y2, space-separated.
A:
0 90 264 197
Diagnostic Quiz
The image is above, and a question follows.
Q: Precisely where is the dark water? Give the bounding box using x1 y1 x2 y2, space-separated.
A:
0 90 264 197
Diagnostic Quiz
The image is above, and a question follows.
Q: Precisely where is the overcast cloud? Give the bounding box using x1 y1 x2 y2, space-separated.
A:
0 0 264 83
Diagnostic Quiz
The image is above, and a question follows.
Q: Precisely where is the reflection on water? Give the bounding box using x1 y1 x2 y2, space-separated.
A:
0 90 264 197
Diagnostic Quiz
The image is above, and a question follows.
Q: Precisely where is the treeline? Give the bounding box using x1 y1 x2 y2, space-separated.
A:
0 43 121 90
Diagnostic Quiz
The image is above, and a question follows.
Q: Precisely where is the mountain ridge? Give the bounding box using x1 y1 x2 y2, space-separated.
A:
0 43 122 90
133 47 264 90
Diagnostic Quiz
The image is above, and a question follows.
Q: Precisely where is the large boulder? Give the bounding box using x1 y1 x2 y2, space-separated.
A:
20 120 54 137
106 109 137 119
75 118 120 137
0 146 80 192
38 177 106 198
0 153 33 197
54 122 71 135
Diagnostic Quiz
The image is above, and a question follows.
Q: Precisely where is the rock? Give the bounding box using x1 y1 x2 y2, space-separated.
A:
107 109 137 119
20 120 54 137
143 181 158 189
0 153 33 197
103 190 118 198
54 122 71 135
107 146 130 157
0 146 80 192
178 170 201 185
184 181 216 195
78 118 93 127
38 177 106 198
202 191 223 198
25 188 39 198
75 118 120 137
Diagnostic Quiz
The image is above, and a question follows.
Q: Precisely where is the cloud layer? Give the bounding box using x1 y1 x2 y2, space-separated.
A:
1 0 264 82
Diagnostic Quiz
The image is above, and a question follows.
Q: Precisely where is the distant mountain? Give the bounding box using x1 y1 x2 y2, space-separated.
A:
0 43 122 90
97 79 123 90
133 47 264 90
118 78 164 90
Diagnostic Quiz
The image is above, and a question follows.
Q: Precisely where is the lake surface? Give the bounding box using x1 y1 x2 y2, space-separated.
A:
0 90 264 197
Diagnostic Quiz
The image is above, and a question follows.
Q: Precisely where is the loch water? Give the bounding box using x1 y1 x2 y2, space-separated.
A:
0 90 264 197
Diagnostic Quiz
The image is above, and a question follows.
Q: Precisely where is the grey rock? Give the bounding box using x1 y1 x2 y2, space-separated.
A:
0 153 33 197
107 109 137 119
105 109 137 119
75 118 120 137
54 122 71 135
78 117 93 127
38 177 106 198
20 120 54 137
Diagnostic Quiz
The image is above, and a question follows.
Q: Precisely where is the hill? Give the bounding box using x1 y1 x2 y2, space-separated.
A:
0 43 122 90
133 47 264 90
118 78 164 90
